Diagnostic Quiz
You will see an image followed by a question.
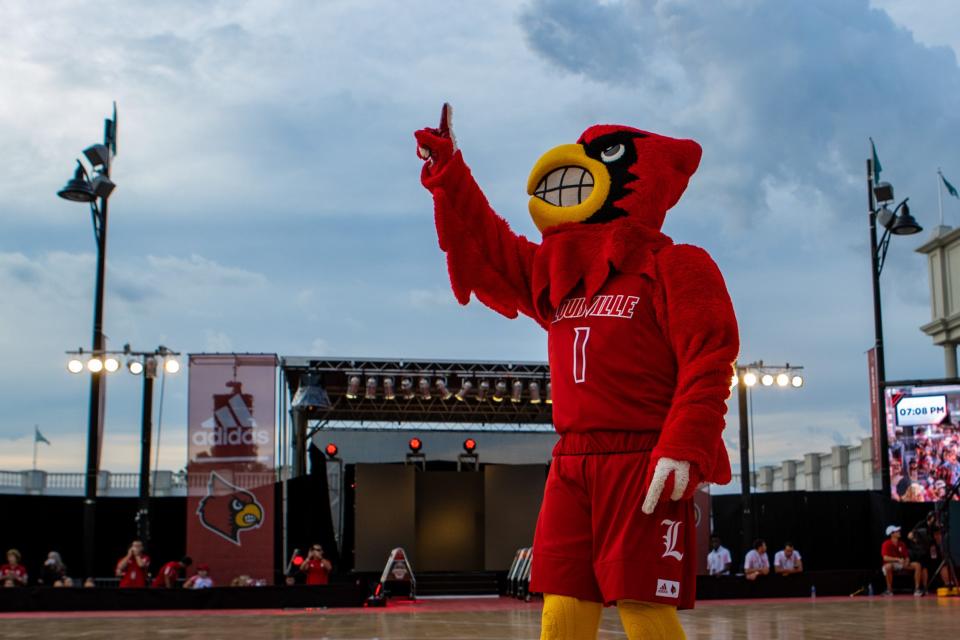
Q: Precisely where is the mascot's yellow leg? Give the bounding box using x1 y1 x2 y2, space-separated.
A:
540 594 603 640
616 600 686 640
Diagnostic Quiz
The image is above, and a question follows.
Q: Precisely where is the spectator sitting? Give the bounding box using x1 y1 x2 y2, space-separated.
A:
230 574 254 587
52 577 74 588
882 524 926 596
38 551 67 586
706 536 732 576
82 577 96 588
152 556 192 588
184 564 214 589
299 544 333 585
774 542 803 575
0 549 28 587
744 539 770 581
115 540 151 588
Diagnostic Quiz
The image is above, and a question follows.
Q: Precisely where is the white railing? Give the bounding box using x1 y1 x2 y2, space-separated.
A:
0 468 287 496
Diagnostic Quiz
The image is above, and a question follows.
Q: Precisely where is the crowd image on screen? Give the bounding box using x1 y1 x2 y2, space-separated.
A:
890 423 960 502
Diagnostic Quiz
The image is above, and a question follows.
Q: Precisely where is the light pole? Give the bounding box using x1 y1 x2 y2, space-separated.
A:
57 104 118 578
734 361 804 554
67 346 180 546
865 153 923 498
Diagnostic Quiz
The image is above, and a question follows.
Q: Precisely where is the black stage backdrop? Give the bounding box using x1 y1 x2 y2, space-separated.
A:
711 492 933 571
0 487 943 582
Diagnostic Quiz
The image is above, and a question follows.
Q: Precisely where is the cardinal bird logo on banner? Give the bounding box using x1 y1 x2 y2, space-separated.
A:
196 471 264 545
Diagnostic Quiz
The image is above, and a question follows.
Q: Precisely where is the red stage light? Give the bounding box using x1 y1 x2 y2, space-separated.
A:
325 442 339 458
293 555 304 566
408 437 423 453
463 438 477 454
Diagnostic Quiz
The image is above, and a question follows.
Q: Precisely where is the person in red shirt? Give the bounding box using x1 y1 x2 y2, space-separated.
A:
298 544 332 585
1 549 28 587
115 540 150 588
881 525 926 596
151 556 192 588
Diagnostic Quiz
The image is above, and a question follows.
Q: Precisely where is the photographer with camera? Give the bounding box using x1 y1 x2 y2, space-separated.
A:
299 544 332 585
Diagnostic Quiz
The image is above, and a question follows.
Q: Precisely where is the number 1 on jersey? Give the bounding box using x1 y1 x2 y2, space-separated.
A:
573 327 590 383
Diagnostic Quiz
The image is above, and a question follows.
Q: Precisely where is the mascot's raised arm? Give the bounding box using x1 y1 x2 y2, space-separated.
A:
415 104 739 640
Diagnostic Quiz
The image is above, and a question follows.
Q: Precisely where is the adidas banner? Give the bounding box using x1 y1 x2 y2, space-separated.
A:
186 354 278 585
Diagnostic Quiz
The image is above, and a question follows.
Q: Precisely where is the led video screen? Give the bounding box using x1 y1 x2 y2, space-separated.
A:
886 384 960 502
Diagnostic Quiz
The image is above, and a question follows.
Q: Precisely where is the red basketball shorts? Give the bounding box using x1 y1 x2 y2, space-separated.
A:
529 433 696 609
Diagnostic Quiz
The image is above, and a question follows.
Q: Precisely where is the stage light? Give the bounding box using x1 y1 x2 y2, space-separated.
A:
529 381 541 404
103 357 120 373
401 377 415 400
476 380 489 402
67 358 84 374
346 376 361 399
383 377 396 400
164 358 180 374
546 381 552 404
743 372 758 387
292 554 304 567
455 379 473 402
493 380 507 402
418 377 432 400
791 375 804 388
435 378 453 400
365 377 377 400
87 357 103 373
325 442 339 458
776 373 789 387
511 380 522 403
291 372 332 411
408 437 423 454
463 438 477 454
127 359 144 375
761 374 774 386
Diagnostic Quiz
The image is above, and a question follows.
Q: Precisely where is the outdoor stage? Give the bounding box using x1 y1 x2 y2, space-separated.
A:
1 596 956 639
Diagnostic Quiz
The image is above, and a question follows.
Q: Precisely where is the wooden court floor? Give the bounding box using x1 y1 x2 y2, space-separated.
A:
0 595 957 639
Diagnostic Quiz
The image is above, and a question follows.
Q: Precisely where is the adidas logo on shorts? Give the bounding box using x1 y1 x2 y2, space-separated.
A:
656 578 680 599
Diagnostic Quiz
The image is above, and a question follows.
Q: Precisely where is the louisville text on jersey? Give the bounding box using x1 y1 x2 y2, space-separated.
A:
552 294 641 324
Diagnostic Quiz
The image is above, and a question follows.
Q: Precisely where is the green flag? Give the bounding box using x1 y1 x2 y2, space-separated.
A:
34 426 50 445
870 137 882 182
943 173 959 199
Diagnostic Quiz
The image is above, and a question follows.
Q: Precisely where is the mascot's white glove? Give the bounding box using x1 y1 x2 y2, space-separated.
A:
641 458 690 515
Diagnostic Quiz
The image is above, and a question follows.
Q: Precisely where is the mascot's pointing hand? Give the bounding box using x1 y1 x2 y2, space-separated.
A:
415 103 457 169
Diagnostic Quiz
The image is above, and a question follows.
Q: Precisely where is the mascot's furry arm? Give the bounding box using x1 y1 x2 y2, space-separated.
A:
414 105 544 327
643 244 738 513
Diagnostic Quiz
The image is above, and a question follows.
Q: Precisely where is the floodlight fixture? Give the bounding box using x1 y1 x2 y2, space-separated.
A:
57 163 96 202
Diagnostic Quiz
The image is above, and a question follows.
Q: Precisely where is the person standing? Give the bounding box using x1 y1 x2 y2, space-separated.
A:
115 540 150 588
706 536 732 576
0 549 28 586
744 539 770 581
299 544 332 585
774 543 803 575
152 556 192 588
38 551 67 586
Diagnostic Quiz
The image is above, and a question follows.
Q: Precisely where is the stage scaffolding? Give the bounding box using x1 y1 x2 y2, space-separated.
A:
279 356 554 474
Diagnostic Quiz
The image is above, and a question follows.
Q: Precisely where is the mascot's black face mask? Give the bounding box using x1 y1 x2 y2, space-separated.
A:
526 124 702 233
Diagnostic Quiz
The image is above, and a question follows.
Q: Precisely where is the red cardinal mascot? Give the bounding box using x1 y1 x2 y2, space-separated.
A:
415 105 739 640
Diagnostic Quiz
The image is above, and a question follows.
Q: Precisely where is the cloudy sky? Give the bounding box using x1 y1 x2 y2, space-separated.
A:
2 0 959 477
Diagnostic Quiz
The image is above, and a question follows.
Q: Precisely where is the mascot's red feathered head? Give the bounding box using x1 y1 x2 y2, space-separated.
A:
526 125 702 233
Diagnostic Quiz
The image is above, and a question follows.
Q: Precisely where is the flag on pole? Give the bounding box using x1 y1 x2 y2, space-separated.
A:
34 426 51 445
942 172 959 199
870 137 882 182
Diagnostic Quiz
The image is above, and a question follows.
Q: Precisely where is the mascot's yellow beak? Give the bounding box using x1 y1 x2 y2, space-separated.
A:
527 144 612 233
234 503 263 529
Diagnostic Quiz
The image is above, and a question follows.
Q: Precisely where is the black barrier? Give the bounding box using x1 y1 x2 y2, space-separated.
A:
0 584 368 612
696 570 873 600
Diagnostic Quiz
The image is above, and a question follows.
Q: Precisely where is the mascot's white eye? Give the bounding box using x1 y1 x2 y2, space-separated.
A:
231 498 243 510
600 143 625 163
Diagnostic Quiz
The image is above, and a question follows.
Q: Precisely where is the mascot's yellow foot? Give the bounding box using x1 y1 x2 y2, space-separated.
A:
540 594 602 640
617 600 686 640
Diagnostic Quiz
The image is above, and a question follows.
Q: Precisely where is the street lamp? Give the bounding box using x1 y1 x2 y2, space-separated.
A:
734 361 805 554
65 344 181 546
866 150 923 499
58 103 118 578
